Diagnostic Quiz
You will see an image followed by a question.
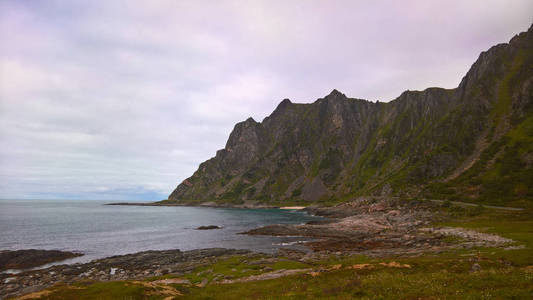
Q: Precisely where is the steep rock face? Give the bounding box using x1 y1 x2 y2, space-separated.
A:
169 25 533 207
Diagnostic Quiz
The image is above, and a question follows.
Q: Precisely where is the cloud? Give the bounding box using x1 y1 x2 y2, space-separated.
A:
0 0 532 200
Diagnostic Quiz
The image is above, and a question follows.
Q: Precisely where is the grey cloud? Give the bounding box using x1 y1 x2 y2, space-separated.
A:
0 0 532 199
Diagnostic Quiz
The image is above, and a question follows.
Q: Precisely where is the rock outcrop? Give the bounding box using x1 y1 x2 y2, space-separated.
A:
169 25 533 206
0 248 250 299
0 249 83 271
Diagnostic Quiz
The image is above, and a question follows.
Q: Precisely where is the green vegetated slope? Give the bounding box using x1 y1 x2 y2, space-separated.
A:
168 25 533 207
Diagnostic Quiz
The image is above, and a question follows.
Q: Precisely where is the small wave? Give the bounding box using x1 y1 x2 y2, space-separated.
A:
272 240 304 246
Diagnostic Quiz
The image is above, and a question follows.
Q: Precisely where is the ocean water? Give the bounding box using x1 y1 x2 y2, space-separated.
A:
0 200 319 266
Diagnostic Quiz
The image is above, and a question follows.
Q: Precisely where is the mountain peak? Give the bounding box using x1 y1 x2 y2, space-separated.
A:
271 98 292 114
168 25 533 207
328 89 345 98
277 98 292 107
244 117 256 123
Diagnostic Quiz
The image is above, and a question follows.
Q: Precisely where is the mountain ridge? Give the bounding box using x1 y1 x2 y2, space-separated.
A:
168 25 533 207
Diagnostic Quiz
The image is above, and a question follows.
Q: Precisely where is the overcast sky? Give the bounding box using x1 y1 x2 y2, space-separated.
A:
0 1 532 200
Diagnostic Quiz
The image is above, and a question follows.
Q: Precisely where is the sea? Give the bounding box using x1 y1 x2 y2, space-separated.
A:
0 199 319 267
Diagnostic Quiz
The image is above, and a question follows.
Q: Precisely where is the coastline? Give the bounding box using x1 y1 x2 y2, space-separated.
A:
0 250 83 273
0 248 252 299
105 200 306 210
2 197 529 299
279 206 306 210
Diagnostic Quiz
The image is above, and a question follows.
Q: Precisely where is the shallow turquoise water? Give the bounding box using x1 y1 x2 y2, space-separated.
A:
0 199 318 265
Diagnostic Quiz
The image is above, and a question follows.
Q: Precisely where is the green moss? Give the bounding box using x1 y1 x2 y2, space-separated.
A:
183 260 532 299
220 182 248 202
180 256 311 285
40 281 161 300
508 115 533 151
183 256 262 284
144 274 179 282
438 208 533 266
271 260 309 270
423 106 533 207
491 49 527 125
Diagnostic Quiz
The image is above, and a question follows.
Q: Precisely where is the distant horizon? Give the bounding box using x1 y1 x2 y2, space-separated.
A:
0 198 156 201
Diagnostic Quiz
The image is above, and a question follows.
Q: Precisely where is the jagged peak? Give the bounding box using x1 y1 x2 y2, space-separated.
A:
230 117 258 133
323 89 348 102
244 117 257 123
327 89 345 98
313 89 348 104
387 87 450 106
266 98 293 119
397 87 447 97
224 117 259 150
458 24 532 91
276 98 292 110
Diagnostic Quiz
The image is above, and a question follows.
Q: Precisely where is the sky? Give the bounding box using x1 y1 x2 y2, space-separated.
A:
0 1 532 200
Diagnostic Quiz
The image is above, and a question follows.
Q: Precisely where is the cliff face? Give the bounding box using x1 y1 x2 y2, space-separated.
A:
169 25 533 207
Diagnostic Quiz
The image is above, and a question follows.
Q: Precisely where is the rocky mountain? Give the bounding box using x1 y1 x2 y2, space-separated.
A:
168 25 533 207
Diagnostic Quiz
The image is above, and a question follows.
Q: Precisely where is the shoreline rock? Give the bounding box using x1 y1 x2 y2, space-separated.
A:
241 197 514 254
105 201 284 210
1 197 519 299
196 225 222 230
0 249 83 272
105 201 262 208
0 248 250 299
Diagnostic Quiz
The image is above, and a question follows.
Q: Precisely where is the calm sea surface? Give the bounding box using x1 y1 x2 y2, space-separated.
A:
0 200 319 266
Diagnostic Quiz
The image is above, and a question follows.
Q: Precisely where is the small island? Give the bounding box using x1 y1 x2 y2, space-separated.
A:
196 225 222 230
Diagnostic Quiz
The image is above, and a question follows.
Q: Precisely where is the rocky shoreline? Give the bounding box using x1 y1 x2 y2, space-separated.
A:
0 250 83 272
105 200 294 209
243 197 515 255
2 197 519 299
0 248 250 299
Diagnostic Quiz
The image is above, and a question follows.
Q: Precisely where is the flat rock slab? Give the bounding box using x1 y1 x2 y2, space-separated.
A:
0 249 83 271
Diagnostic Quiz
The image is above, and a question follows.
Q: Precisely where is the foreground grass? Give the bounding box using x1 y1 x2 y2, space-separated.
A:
437 205 533 266
33 260 533 300
29 281 158 300
19 206 533 300
183 266 532 299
